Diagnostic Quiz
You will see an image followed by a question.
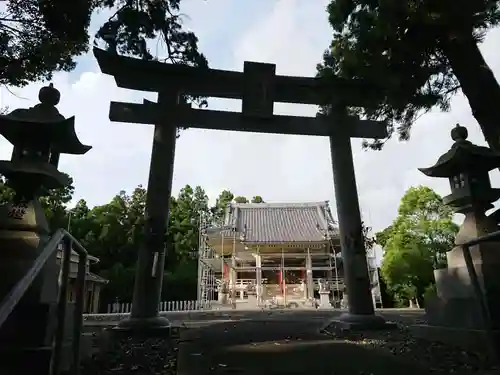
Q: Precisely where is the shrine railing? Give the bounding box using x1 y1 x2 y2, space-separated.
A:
0 228 88 375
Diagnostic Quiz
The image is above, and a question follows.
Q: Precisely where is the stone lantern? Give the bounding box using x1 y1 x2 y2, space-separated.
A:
420 124 500 213
0 84 90 370
416 124 500 339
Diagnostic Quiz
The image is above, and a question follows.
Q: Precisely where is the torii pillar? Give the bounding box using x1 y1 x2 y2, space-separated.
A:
327 107 387 329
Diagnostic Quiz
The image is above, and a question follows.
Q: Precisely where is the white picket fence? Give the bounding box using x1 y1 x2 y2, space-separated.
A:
107 300 211 314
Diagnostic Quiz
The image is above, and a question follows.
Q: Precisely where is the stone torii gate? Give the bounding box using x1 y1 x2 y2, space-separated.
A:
93 48 388 330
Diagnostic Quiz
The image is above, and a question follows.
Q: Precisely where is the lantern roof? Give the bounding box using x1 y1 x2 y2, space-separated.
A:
419 124 500 178
0 161 70 190
0 84 91 155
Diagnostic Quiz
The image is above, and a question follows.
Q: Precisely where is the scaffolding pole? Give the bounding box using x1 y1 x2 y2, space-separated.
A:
196 213 203 302
332 245 340 300
231 230 237 309
197 212 217 307
281 248 286 305
256 246 262 306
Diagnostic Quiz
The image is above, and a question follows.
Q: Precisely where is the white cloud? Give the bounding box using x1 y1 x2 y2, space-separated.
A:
224 0 500 233
1 72 156 206
1 0 500 243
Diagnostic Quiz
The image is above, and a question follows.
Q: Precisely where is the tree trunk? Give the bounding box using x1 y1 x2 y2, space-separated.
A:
439 33 500 151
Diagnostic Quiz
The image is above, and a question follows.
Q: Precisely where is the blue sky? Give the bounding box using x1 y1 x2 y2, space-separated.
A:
2 1 500 240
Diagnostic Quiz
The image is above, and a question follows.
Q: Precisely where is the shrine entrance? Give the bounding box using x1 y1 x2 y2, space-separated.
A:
93 47 388 329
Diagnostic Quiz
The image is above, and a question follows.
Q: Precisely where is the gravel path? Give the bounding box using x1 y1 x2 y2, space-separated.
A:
80 328 181 375
177 319 428 375
177 314 498 375
321 321 498 374
80 311 498 375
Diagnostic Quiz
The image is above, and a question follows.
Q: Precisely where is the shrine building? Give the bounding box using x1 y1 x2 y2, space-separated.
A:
197 201 380 308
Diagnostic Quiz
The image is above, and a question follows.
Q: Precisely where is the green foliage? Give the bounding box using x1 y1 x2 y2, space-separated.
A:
320 0 500 150
0 175 270 307
0 175 269 307
1 0 206 87
423 283 437 303
378 186 458 304
375 225 393 249
213 190 234 224
251 196 264 203
234 196 248 204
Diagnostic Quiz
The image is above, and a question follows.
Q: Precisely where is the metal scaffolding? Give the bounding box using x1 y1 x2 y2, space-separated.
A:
196 212 217 306
196 205 382 309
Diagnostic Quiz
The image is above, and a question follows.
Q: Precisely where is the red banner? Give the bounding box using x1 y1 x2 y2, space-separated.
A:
223 263 229 279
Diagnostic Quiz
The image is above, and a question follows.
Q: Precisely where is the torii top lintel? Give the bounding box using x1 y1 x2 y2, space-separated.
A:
93 47 375 107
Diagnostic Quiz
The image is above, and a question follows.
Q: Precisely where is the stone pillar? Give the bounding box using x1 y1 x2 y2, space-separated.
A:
306 250 313 300
119 91 178 330
0 200 64 370
218 284 228 304
341 292 349 309
255 253 262 305
329 132 385 328
319 291 332 309
431 208 500 329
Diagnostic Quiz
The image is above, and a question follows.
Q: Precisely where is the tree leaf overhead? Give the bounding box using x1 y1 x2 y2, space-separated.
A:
1 0 207 87
319 0 500 150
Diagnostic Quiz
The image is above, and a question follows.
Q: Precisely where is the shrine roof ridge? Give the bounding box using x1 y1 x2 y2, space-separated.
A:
220 200 339 243
229 201 330 209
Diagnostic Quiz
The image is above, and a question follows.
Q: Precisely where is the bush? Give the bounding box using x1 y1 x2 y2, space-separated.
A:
423 283 437 304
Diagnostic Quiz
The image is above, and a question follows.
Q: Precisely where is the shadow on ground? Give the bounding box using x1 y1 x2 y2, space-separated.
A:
177 320 431 375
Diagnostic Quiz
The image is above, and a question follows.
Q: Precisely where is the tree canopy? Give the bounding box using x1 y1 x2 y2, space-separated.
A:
0 179 267 309
234 196 249 204
1 0 207 87
319 0 500 150
377 186 458 306
251 196 264 203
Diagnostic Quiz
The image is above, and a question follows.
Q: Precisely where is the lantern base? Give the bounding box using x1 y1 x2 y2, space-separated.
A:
431 263 500 330
0 199 70 374
409 324 500 360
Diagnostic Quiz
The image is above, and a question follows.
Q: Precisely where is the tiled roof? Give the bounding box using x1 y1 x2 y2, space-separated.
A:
69 272 109 284
56 247 99 263
222 201 339 244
